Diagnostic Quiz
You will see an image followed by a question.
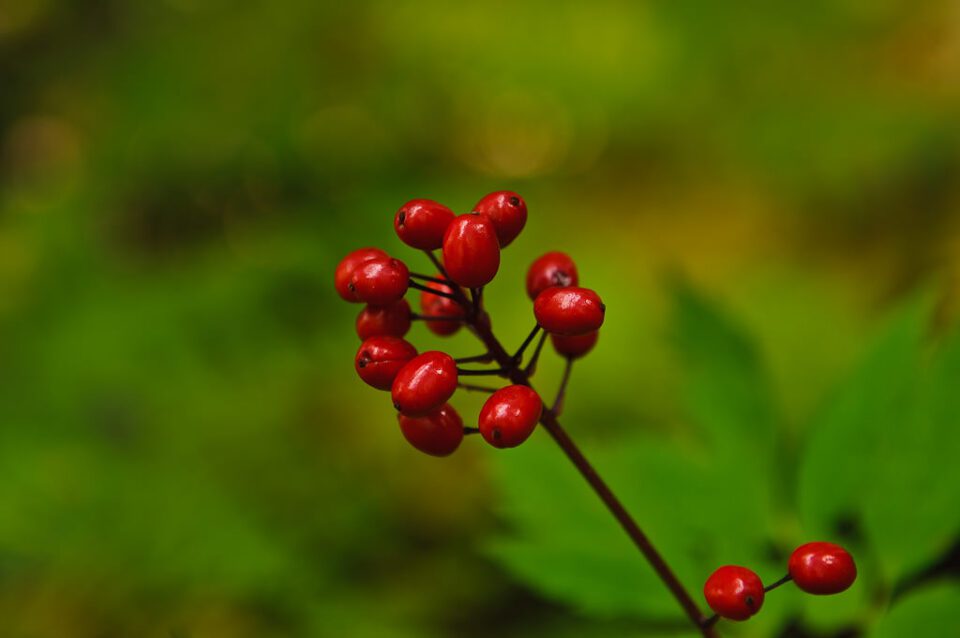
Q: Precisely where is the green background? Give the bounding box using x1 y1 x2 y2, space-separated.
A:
2 1 959 636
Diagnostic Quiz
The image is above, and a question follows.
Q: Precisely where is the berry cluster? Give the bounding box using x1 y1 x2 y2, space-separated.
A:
335 191 604 456
703 542 857 625
334 192 856 636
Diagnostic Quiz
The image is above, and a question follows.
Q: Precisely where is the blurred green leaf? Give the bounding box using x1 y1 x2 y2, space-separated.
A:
871 582 960 638
799 295 960 582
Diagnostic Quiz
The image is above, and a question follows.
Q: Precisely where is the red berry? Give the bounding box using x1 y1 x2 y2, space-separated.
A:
419 278 465 336
398 403 464 456
356 299 412 340
551 331 598 359
394 199 456 250
354 336 418 390
391 351 459 416
534 287 605 335
472 190 527 247
350 257 409 305
526 251 579 300
442 214 500 288
788 542 857 595
704 565 765 621
335 247 389 302
479 385 543 448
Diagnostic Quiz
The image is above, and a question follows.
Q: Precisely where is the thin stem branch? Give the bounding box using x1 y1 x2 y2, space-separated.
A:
411 313 463 322
552 357 574 414
408 280 458 301
455 353 494 364
457 382 500 393
764 574 793 593
524 332 548 376
471 287 484 313
512 324 542 363
463 312 716 637
464 426 480 435
409 272 453 286
424 250 448 279
457 367 508 377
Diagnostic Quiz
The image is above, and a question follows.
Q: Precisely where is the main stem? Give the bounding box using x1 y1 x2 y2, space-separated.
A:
462 299 716 637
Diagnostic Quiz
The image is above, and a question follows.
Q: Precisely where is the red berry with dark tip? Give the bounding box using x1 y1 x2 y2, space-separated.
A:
398 403 464 456
472 190 527 247
788 542 857 595
394 199 456 250
350 257 409 305
419 278 465 336
356 299 412 340
526 251 579 300
704 565 765 621
442 214 500 288
551 331 598 359
391 351 459 416
479 385 543 448
354 336 418 390
534 287 605 335
335 247 389 302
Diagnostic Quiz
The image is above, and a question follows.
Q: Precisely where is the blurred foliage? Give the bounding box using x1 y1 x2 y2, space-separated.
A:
1 0 959 636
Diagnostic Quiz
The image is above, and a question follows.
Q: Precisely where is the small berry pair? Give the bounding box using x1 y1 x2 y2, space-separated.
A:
703 542 857 624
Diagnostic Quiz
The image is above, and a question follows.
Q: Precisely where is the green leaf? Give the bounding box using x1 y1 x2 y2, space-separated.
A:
669 281 778 455
798 295 960 582
871 582 960 638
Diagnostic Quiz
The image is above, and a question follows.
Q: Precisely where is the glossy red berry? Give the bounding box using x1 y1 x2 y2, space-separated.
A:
442 214 500 288
534 287 605 335
391 351 459 416
479 385 543 448
394 199 456 250
472 190 527 247
350 257 409 305
398 403 464 456
704 565 765 621
335 247 389 302
354 336 418 390
419 278 465 336
551 331 598 359
526 251 578 300
355 299 412 340
788 542 857 595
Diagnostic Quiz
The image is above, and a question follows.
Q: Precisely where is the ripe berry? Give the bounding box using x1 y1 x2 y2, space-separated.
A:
350 257 410 305
356 299 412 340
788 542 857 595
551 331 598 359
354 336 418 390
391 351 459 416
442 214 500 288
419 278 465 336
394 199 456 250
398 403 464 456
479 385 543 448
472 190 527 247
526 251 578 300
335 247 389 302
704 565 765 621
534 287 605 335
